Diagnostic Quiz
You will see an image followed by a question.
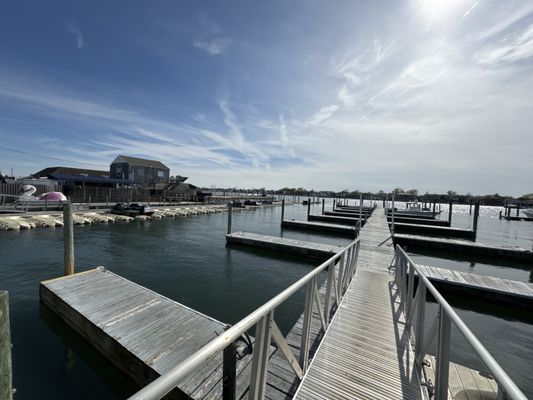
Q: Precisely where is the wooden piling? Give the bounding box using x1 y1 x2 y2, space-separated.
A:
321 199 325 215
333 199 336 211
307 198 311 219
281 199 285 222
469 199 473 215
0 291 13 400
473 202 480 234
448 200 453 225
432 201 436 217
222 343 237 400
63 202 74 276
517 203 520 217
227 202 233 235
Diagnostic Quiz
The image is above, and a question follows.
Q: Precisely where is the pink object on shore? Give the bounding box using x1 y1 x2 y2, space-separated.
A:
37 192 67 201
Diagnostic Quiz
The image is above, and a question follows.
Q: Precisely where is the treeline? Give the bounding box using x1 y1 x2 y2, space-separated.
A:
275 187 533 206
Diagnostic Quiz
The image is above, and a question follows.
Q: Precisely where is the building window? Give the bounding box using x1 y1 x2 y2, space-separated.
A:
157 170 165 178
115 166 122 174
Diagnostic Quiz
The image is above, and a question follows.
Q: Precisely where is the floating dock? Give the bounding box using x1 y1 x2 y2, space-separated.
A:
324 211 368 219
307 214 361 226
40 268 254 399
281 219 358 237
394 234 533 263
391 222 476 240
226 231 344 259
415 265 533 307
387 216 450 226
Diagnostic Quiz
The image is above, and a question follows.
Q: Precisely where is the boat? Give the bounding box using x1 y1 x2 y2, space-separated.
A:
523 209 533 218
110 203 155 217
231 200 245 208
243 200 259 206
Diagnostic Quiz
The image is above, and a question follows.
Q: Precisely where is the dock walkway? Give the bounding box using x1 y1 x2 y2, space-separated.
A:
40 268 254 400
294 209 425 400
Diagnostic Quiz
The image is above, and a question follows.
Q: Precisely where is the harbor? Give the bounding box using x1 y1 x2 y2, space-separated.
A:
1 199 532 400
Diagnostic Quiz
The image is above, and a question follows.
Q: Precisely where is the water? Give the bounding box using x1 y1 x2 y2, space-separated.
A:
1 202 532 399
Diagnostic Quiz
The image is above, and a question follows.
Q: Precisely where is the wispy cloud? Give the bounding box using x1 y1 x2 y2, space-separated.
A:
308 105 339 125
68 23 85 49
475 24 533 64
462 1 478 19
192 37 230 55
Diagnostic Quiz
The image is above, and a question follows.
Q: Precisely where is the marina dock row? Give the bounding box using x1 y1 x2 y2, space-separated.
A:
38 203 527 400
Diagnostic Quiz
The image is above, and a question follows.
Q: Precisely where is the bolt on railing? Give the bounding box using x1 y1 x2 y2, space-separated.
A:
394 246 527 400
128 239 361 400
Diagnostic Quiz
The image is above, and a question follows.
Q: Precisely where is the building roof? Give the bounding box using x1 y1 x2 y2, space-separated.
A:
33 167 109 178
48 173 134 185
111 155 169 170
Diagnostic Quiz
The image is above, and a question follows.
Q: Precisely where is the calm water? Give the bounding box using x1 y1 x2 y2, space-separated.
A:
1 202 532 399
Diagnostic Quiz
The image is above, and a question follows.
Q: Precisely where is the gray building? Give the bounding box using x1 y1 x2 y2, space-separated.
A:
110 155 170 190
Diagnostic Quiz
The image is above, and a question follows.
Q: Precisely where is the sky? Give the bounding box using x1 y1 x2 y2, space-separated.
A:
0 0 532 195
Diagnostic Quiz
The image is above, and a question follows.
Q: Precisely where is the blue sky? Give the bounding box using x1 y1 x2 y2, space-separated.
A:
0 0 532 195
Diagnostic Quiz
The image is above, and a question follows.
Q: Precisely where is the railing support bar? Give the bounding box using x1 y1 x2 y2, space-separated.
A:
415 282 426 374
249 311 274 400
435 307 451 400
299 278 315 372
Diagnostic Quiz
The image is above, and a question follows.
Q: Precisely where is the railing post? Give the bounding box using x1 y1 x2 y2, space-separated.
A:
249 311 273 400
0 291 13 400
63 202 74 276
406 260 415 324
391 192 395 236
222 343 237 400
336 253 346 299
227 202 233 235
415 281 426 374
435 306 451 400
299 278 315 372
323 260 335 326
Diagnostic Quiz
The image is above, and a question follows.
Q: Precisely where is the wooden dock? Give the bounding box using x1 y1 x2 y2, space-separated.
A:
394 234 533 263
281 219 358 237
226 231 345 259
40 268 255 399
391 222 476 240
415 265 533 307
386 210 436 220
388 216 450 226
307 214 361 226
324 211 368 219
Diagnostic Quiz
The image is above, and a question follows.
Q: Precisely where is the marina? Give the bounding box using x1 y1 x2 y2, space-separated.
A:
1 201 532 399
2 2 533 399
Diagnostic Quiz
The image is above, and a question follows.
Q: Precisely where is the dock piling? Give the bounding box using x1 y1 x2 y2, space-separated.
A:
473 202 480 235
432 201 436 217
321 199 325 215
0 291 13 400
222 342 237 400
227 202 233 235
307 198 311 219
281 199 285 222
448 200 453 225
63 202 74 276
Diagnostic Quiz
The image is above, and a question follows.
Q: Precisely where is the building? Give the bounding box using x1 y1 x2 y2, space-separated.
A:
110 155 170 190
33 166 132 187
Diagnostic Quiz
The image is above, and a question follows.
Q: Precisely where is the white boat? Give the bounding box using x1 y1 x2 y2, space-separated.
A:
523 209 533 218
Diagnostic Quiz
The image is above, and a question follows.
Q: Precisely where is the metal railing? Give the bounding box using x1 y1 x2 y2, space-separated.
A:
395 246 527 400
128 238 361 400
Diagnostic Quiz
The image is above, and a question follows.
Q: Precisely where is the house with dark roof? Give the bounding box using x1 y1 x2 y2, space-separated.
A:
33 166 133 186
110 155 170 190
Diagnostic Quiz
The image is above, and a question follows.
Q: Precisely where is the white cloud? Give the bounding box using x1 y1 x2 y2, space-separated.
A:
308 105 339 125
475 24 533 64
68 23 85 49
462 1 478 19
192 37 230 55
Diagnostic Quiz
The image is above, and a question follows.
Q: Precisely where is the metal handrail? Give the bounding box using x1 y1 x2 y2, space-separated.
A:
395 245 527 400
128 238 361 400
